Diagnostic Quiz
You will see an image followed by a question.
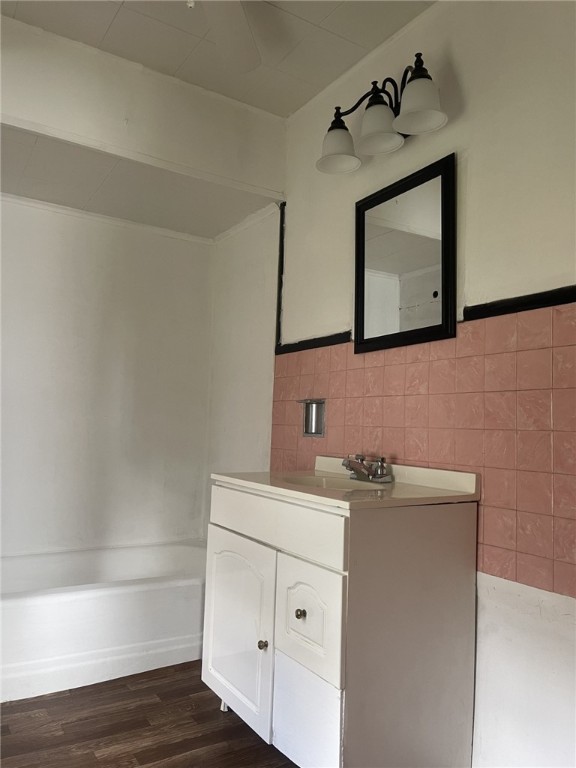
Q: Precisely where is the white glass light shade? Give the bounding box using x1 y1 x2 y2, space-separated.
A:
392 78 448 135
357 103 404 156
316 128 361 174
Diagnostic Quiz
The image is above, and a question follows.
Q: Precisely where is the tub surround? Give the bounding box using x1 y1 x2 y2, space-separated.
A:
2 199 211 558
271 303 576 599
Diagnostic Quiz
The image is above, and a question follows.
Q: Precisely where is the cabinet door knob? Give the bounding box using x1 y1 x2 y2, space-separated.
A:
294 608 307 620
257 640 269 650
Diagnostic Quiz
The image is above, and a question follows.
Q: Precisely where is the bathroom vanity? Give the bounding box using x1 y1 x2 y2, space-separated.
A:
202 458 480 768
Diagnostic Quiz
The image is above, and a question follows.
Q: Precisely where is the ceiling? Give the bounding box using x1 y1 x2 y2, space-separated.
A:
0 1 432 118
1 1 433 238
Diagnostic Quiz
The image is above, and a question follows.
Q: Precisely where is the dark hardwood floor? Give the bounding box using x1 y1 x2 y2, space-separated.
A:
1 661 296 768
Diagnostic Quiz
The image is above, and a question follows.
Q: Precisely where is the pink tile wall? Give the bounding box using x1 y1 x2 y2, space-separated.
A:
271 303 576 599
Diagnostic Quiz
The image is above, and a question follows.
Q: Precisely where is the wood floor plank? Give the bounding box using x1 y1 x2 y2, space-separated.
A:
1 710 54 734
0 748 100 768
146 700 223 728
189 705 236 725
92 755 139 768
7 720 63 739
1 661 296 768
1 697 66 715
48 692 161 722
62 715 152 741
91 716 245 763
60 706 155 733
142 736 281 768
125 665 200 691
150 680 207 702
200 742 295 768
50 687 161 715
1 716 150 758
133 722 252 764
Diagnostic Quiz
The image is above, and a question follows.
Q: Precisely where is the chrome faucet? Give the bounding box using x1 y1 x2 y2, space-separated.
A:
342 454 392 483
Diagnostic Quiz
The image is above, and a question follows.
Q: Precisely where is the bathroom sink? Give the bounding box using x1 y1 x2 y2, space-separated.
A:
279 474 376 491
213 458 480 510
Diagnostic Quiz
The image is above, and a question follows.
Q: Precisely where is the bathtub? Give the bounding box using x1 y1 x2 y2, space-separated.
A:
1 541 206 701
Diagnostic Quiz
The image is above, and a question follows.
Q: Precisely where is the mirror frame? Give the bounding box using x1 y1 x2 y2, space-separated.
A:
354 153 456 354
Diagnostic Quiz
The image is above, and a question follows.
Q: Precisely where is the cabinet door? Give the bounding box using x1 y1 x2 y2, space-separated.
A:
202 524 276 742
273 650 343 768
275 552 345 688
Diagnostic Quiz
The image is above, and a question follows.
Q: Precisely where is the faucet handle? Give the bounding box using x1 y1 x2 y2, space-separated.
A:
374 457 387 477
354 453 366 462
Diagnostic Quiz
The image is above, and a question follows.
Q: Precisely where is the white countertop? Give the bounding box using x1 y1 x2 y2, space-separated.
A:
211 459 480 512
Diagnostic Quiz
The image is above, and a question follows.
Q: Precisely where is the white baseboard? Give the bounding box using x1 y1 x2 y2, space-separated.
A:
1 633 203 702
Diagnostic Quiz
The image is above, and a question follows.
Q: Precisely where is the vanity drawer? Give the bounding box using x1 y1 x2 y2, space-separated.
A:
275 552 345 688
210 485 348 571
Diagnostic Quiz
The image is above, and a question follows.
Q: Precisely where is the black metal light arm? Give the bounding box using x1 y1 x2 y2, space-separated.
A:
331 82 393 128
327 52 432 127
379 77 400 114
332 82 381 123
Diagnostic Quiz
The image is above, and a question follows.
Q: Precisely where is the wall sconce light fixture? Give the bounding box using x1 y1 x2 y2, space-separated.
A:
316 53 447 174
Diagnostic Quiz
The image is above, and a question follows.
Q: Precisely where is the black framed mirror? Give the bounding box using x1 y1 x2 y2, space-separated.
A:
354 153 456 353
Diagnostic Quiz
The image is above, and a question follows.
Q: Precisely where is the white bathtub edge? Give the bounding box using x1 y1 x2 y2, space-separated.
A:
1 632 203 702
2 575 204 601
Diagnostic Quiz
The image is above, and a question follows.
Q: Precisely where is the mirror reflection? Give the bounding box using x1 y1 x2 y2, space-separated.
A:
355 154 456 353
364 177 441 337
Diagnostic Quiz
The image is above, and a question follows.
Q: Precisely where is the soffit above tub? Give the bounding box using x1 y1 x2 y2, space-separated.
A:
1 124 277 238
0 1 433 118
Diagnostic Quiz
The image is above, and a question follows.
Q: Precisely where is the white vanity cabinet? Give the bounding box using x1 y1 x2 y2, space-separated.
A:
202 460 480 768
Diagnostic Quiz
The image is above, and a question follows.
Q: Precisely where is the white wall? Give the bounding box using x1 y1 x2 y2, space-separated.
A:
365 270 399 337
2 197 212 555
1 17 284 198
282 1 575 343
399 265 441 331
474 574 576 768
208 207 279 480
